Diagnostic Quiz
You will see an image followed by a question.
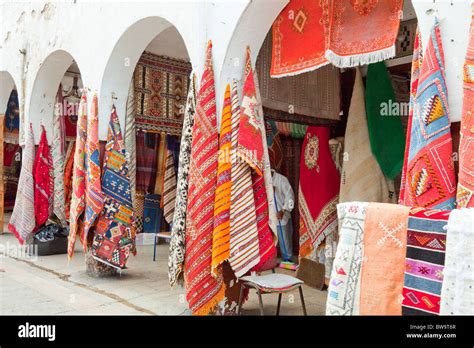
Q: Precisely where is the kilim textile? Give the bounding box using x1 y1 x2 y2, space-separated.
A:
211 84 232 276
440 208 474 315
162 137 177 224
64 97 79 141
402 207 450 316
270 0 329 77
83 94 105 246
134 52 192 135
399 27 422 205
340 68 397 204
359 203 409 315
298 126 340 259
64 141 75 221
8 124 35 244
257 30 340 120
457 4 474 208
154 134 167 195
3 144 21 209
400 20 456 210
184 42 224 315
365 62 405 180
326 202 368 315
168 73 196 287
265 121 283 171
68 93 87 258
228 80 260 278
91 108 135 270
52 86 67 226
135 131 158 193
4 89 20 144
33 126 53 229
324 0 403 68
125 79 137 209
143 193 162 233
134 191 145 233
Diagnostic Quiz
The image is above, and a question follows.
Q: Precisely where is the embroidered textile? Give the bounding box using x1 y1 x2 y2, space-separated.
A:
400 21 456 210
402 207 450 316
184 42 224 315
8 124 35 244
4 89 20 144
133 52 192 135
326 202 368 315
33 126 53 229
168 73 197 287
359 203 409 315
298 126 340 258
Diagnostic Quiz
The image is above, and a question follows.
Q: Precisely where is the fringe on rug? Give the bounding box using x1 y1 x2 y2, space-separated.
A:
325 46 396 68
270 60 331 78
193 284 226 316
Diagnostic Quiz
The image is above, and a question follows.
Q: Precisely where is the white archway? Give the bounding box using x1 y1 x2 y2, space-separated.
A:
0 71 18 115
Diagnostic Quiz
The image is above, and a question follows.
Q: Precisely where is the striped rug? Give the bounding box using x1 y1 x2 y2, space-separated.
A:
162 146 176 224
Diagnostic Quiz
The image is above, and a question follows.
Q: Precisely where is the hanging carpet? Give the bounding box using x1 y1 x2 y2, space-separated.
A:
33 126 53 229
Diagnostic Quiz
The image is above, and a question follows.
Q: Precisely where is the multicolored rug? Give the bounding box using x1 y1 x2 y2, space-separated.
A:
135 131 159 193
326 202 368 315
91 107 135 270
3 143 21 210
8 124 35 244
83 94 105 247
270 0 329 77
402 207 450 316
359 203 409 315
133 52 192 135
162 135 178 224
125 79 136 209
211 84 232 276
4 89 20 144
168 73 196 287
229 80 260 278
298 126 340 259
33 126 53 229
440 208 474 315
68 93 87 258
184 42 224 315
325 0 403 67
400 20 456 210
64 141 75 221
143 193 162 233
340 68 397 204
457 4 474 208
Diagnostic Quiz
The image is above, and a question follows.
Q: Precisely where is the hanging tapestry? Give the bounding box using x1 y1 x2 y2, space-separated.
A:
399 28 422 205
265 121 283 172
440 208 474 315
326 202 368 316
33 126 53 229
402 207 450 316
64 97 79 141
83 93 105 246
184 42 224 315
68 93 87 258
64 141 75 221
400 20 456 210
169 73 196 287
365 62 405 180
257 30 340 120
324 0 403 67
359 203 409 315
91 108 135 270
270 0 329 77
162 135 177 224
4 89 20 144
340 68 397 204
457 5 474 208
133 52 192 135
125 79 136 209
52 85 67 226
3 144 21 209
143 193 162 233
298 126 340 259
154 134 167 195
8 124 35 244
134 191 145 233
211 84 232 276
135 131 159 193
229 80 260 278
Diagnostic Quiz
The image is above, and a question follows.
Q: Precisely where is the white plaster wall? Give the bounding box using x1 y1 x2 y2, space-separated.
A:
413 0 472 122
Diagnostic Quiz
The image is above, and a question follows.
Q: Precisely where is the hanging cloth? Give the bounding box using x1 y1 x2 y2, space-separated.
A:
184 41 224 315
365 62 405 180
33 126 53 229
91 107 135 270
168 73 197 287
125 78 137 209
64 140 76 221
68 92 88 258
8 124 35 244
400 20 456 210
162 135 177 224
